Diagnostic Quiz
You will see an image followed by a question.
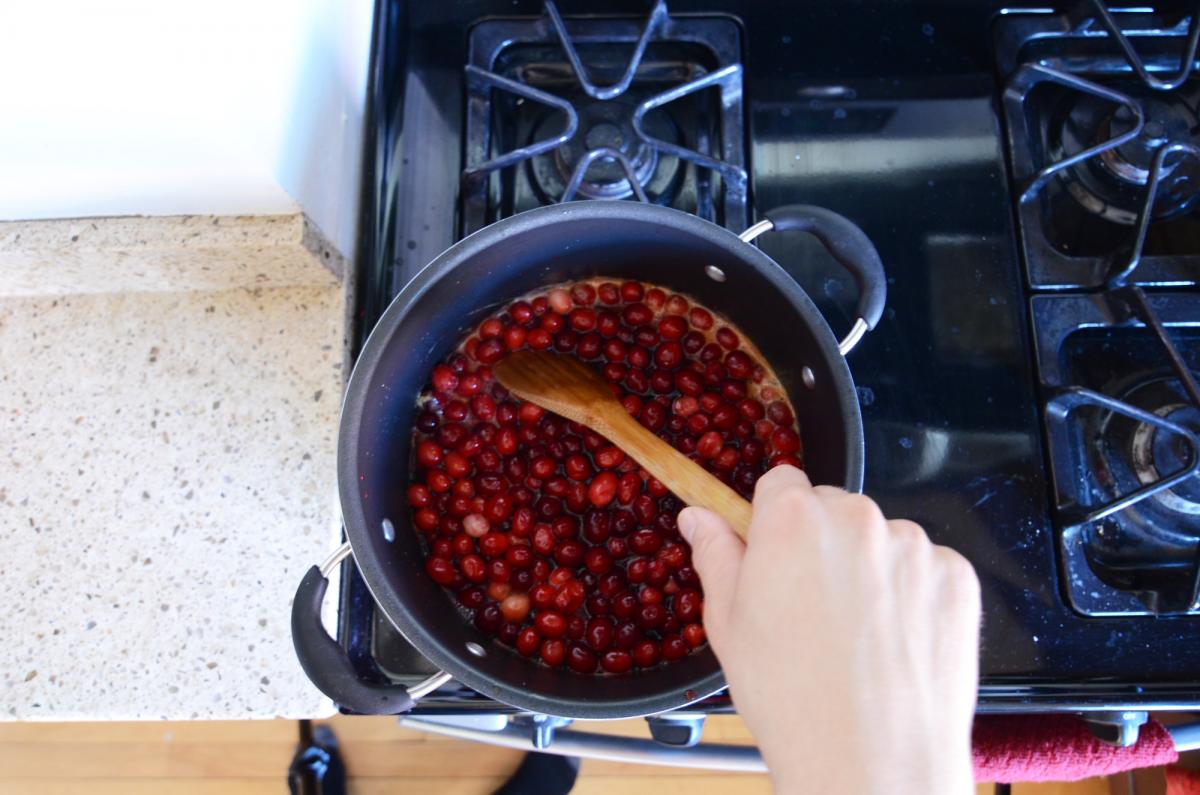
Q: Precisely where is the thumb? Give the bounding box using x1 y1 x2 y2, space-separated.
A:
678 506 744 640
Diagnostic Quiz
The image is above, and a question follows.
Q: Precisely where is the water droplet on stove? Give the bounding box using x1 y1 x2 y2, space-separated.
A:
856 386 875 406
1032 635 1039 643
781 34 792 44
922 22 935 36
899 437 913 449
833 108 847 120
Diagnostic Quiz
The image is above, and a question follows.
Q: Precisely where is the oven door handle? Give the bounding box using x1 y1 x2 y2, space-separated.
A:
292 541 451 714
399 715 1200 773
400 714 769 771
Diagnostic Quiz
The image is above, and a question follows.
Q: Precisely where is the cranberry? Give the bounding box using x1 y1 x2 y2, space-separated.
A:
614 621 640 650
474 604 504 635
767 400 794 426
554 540 585 567
415 440 443 468
516 627 541 656
535 611 567 639
425 557 455 586
636 603 665 629
499 593 531 622
658 315 687 340
564 454 592 481
585 616 615 651
661 634 688 661
622 303 653 326
598 282 620 304
585 546 612 575
577 332 602 359
633 640 660 667
771 426 801 455
654 342 683 370
540 638 566 665
674 589 703 623
548 288 572 314
587 471 618 507
600 650 633 674
682 623 706 648
567 643 598 673
527 328 552 349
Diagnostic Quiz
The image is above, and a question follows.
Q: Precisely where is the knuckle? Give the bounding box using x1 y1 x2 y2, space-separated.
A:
888 519 929 545
935 547 981 601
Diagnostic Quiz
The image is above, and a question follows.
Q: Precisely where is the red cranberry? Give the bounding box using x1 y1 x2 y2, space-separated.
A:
474 604 504 635
771 426 801 455
767 400 795 425
587 471 619 507
661 634 688 661
536 611 568 639
633 640 660 668
554 540 585 567
658 315 687 340
682 623 706 648
600 650 633 674
598 283 620 304
623 303 653 327
654 342 683 369
527 328 552 349
425 557 455 586
571 283 596 305
516 627 541 656
540 639 566 665
567 643 598 673
636 604 665 629
585 616 615 651
613 621 640 650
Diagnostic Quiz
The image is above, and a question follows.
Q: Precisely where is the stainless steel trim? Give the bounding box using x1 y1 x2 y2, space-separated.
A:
1167 721 1200 752
318 541 353 578
837 317 869 356
408 672 454 700
738 218 774 244
314 540 450 706
738 218 870 356
399 715 768 772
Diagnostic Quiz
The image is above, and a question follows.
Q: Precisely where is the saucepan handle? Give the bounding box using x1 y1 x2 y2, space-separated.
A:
740 205 887 356
291 541 451 714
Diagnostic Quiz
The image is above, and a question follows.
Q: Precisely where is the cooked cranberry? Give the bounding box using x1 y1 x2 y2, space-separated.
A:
554 540 585 567
567 643 598 673
587 471 618 507
624 369 648 393
654 341 683 370
613 621 640 650
597 282 620 304
600 650 633 674
585 616 615 651
622 303 653 326
767 399 795 425
516 627 541 656
569 308 597 333
682 623 706 648
577 332 602 359
661 634 688 661
771 453 803 468
415 440 443 468
527 328 552 349
499 593 531 623
636 604 665 629
563 454 591 481
632 640 660 668
425 557 456 586
548 288 572 314
771 426 801 455
540 638 566 665
535 611 568 639
474 604 504 635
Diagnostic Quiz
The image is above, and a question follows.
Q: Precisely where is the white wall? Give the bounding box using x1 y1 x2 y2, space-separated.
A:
0 0 372 258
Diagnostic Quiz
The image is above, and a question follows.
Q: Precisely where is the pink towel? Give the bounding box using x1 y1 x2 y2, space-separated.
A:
971 715 1178 783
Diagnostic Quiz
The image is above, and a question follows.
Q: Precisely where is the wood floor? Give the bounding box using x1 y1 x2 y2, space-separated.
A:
0 715 1123 794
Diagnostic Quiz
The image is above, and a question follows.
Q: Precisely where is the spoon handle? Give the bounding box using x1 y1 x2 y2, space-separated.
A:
599 407 753 539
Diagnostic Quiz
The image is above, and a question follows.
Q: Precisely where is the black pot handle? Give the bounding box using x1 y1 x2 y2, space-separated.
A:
741 205 886 355
292 542 451 714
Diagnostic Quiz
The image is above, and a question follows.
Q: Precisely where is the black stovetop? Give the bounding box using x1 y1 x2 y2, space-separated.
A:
341 0 1200 713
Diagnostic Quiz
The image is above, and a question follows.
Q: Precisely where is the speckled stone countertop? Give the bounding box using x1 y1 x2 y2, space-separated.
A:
0 216 348 720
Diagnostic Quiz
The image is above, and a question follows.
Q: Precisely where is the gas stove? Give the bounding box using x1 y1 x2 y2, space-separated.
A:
341 0 1200 742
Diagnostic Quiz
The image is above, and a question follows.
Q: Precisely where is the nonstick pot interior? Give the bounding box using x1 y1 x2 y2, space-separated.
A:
340 203 864 718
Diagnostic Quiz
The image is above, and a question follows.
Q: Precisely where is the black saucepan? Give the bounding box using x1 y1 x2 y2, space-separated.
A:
292 201 885 719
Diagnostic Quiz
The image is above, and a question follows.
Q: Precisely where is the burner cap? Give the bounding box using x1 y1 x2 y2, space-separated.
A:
528 97 683 202
1049 87 1200 224
1132 402 1200 514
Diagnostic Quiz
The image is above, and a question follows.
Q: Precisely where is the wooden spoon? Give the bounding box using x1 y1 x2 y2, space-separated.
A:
494 350 752 539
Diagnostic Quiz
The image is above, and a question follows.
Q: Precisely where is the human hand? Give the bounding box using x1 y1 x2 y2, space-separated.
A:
679 466 980 795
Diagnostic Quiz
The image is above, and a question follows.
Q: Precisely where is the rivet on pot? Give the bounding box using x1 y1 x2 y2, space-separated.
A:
704 265 726 282
381 518 396 542
466 641 487 657
802 366 816 389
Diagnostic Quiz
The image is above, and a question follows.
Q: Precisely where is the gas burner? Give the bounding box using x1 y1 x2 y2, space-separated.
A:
997 7 1200 288
527 97 684 202
1032 291 1200 615
1092 376 1200 530
1050 89 1200 224
461 2 747 236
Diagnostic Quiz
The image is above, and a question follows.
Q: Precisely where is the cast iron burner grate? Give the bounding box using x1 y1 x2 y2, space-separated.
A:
999 2 1200 616
460 1 748 237
997 1 1200 289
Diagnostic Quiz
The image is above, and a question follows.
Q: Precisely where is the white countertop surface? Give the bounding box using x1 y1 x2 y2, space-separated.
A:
0 216 347 720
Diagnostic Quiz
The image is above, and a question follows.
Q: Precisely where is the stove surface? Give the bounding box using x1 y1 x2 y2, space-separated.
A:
345 0 1200 713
